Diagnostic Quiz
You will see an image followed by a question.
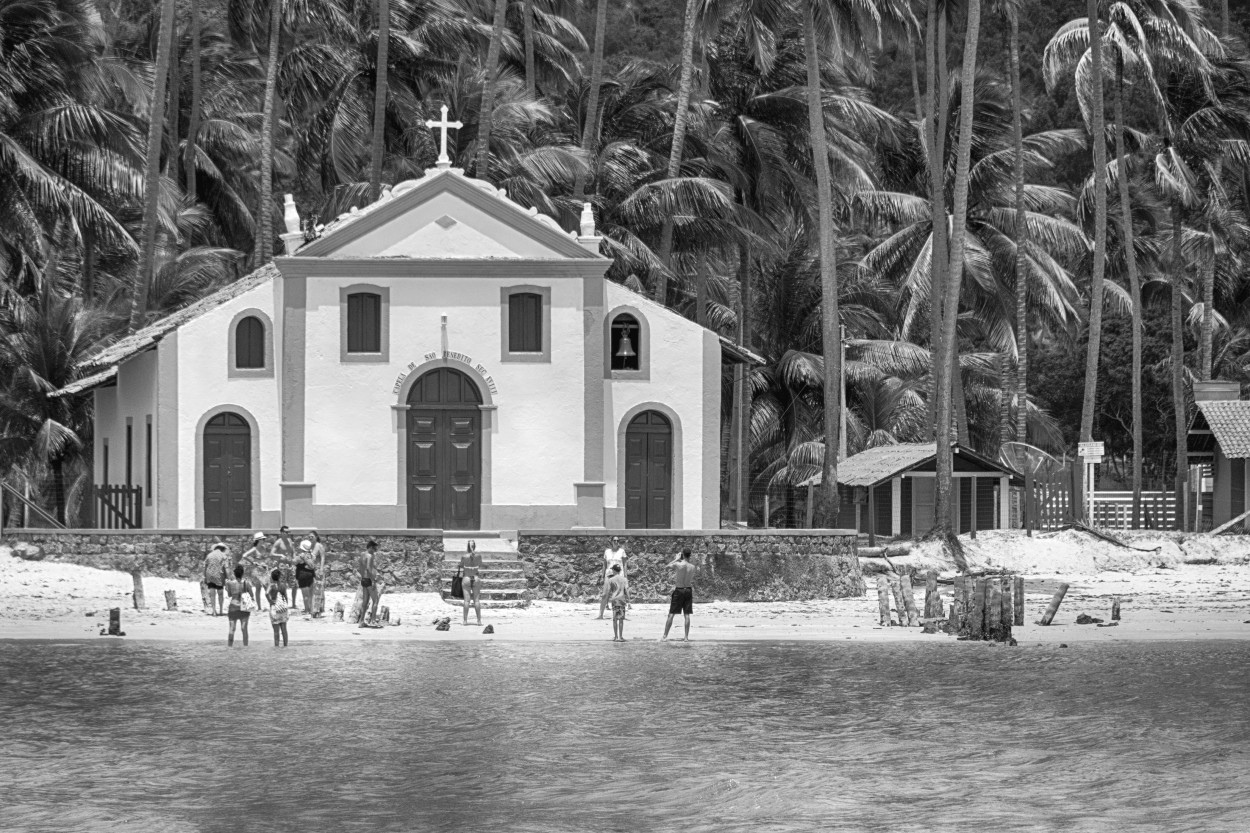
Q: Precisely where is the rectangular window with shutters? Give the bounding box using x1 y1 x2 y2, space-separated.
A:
500 286 551 362
125 421 133 487
103 440 109 486
347 293 381 353
145 416 152 506
508 293 542 352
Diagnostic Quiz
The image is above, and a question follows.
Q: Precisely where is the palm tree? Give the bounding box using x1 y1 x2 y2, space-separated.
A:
654 0 702 306
932 0 983 532
185 0 203 200
1003 0 1029 447
524 0 535 97
474 0 510 178
256 0 283 265
132 0 179 330
368 0 390 200
570 0 607 205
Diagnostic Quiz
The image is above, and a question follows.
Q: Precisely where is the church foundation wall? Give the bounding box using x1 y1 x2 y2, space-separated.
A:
515 530 863 602
5 531 446 592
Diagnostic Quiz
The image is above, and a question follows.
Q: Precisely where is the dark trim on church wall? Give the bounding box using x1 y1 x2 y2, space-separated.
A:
281 275 306 486
582 273 606 525
702 330 722 529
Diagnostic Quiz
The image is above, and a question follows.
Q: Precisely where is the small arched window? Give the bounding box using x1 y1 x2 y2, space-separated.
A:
610 314 641 371
346 292 382 353
235 316 265 369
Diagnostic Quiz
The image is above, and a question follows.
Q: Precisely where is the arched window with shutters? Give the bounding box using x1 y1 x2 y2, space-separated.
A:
340 284 390 362
228 310 273 377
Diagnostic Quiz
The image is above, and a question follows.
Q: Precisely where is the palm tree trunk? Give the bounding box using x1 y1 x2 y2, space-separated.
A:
473 0 509 179
571 0 608 205
368 0 390 200
803 2 841 527
1076 0 1109 520
926 0 949 439
184 0 201 200
734 245 751 522
1200 231 1215 381
1113 64 1144 528
654 0 700 306
257 0 283 265
1009 5 1029 447
1171 201 1188 527
695 257 709 326
82 226 96 302
130 0 178 332
524 0 536 98
933 0 981 533
164 10 180 180
910 39 923 124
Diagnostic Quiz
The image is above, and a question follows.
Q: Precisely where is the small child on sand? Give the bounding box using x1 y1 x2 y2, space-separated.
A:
607 564 627 642
267 568 289 647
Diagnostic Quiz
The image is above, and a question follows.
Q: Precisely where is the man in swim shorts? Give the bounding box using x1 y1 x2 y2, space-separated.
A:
662 547 697 641
355 540 381 626
607 564 627 642
203 543 230 616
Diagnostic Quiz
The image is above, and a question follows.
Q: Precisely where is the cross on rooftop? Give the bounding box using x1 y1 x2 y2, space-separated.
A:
425 105 463 169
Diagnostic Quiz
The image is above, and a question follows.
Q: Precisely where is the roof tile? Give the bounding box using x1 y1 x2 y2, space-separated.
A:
1195 400 1250 459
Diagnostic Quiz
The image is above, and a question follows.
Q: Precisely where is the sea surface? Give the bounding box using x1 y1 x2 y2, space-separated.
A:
0 639 1247 832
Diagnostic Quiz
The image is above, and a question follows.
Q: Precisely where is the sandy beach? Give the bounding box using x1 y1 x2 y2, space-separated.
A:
3 531 1248 645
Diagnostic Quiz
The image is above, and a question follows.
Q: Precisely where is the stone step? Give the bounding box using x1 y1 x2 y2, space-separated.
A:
440 577 529 591
440 589 531 608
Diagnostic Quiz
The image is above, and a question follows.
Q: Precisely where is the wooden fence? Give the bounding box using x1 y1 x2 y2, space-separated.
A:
91 484 143 529
1090 491 1177 530
1021 462 1180 532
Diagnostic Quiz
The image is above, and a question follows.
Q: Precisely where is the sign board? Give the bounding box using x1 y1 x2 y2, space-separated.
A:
1077 441 1105 459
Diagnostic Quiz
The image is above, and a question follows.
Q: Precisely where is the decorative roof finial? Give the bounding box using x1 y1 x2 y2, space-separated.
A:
283 194 301 235
579 202 596 238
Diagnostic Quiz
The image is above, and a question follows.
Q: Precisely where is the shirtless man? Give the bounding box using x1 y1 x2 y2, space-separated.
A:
662 547 697 641
606 564 628 642
355 540 381 626
459 540 483 626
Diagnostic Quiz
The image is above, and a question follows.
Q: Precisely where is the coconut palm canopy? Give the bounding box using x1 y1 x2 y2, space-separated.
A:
2 0 1249 529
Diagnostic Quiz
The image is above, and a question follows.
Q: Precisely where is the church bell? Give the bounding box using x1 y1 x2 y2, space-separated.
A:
615 330 636 358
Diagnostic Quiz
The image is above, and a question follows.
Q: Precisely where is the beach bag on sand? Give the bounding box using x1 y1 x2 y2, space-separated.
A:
451 567 464 599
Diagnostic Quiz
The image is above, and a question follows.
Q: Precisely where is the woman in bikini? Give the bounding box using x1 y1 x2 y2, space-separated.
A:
225 564 251 647
459 540 483 626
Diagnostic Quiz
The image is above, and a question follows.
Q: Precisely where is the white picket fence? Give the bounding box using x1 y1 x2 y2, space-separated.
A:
1091 491 1177 530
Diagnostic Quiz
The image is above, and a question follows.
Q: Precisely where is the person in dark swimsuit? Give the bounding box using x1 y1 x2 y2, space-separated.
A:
459 540 483 626
294 539 317 615
355 541 381 626
225 565 251 647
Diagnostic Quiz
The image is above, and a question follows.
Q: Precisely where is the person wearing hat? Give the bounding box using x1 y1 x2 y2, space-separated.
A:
202 542 231 616
238 532 268 611
294 538 318 615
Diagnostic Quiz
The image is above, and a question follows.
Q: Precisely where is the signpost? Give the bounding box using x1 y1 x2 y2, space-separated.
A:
1078 441 1105 524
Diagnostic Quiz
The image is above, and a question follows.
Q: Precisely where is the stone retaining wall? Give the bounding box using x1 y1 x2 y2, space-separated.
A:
4 531 445 592
515 530 862 602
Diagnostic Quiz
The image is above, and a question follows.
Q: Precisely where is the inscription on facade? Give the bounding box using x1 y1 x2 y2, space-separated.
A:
393 352 499 396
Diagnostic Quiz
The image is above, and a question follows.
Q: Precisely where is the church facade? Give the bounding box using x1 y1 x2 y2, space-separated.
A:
67 165 740 532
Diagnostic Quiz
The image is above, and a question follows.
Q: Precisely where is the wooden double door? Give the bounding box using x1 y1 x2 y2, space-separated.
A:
625 410 672 529
204 413 251 528
406 369 482 530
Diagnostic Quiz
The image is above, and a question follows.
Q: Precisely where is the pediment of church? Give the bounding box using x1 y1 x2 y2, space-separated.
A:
296 167 600 261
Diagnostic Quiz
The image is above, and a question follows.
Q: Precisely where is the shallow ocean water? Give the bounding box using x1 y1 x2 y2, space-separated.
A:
0 639 1247 832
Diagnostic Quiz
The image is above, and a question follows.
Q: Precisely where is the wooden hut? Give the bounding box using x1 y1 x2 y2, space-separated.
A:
802 442 1023 540
1187 381 1250 531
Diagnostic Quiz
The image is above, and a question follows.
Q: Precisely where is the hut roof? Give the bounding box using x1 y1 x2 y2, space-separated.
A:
1194 400 1250 459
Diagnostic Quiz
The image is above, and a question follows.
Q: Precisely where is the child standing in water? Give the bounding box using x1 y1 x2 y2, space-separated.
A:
267 568 289 647
607 564 628 642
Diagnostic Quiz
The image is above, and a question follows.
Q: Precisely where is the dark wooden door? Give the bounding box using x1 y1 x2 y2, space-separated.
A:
625 411 672 529
203 413 250 528
406 368 481 529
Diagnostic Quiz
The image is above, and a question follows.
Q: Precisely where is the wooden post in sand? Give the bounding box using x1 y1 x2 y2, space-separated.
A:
968 578 985 639
923 572 940 633
348 586 366 623
164 590 178 611
887 574 907 626
379 605 390 624
199 581 212 614
131 570 146 610
876 576 892 626
1039 583 1069 626
900 575 920 627
1000 578 1013 633
987 578 1002 639
333 601 344 622
108 607 122 635
1111 596 1121 621
1013 576 1025 626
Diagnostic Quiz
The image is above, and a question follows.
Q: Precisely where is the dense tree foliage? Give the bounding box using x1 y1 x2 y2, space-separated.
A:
2 0 1250 529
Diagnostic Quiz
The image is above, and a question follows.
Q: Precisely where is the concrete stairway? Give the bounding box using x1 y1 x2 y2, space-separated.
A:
440 531 532 608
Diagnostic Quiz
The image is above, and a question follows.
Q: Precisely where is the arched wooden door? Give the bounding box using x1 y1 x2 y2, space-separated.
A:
625 410 672 529
203 413 251 528
407 368 482 529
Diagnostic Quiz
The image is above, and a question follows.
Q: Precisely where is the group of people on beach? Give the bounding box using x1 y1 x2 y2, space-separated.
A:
202 526 331 647
206 529 699 646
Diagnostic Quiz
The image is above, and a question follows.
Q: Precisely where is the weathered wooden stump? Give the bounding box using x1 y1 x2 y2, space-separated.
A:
1039 583 1070 626
968 578 985 640
887 574 907 626
1111 596 1121 621
1013 576 1025 627
379 605 390 624
200 581 212 614
922 572 941 633
876 576 892 626
108 607 123 636
900 575 920 627
131 570 145 610
333 601 344 622
164 590 178 611
348 587 366 623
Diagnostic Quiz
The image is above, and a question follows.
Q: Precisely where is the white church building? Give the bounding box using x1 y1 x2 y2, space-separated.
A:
62 159 754 532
